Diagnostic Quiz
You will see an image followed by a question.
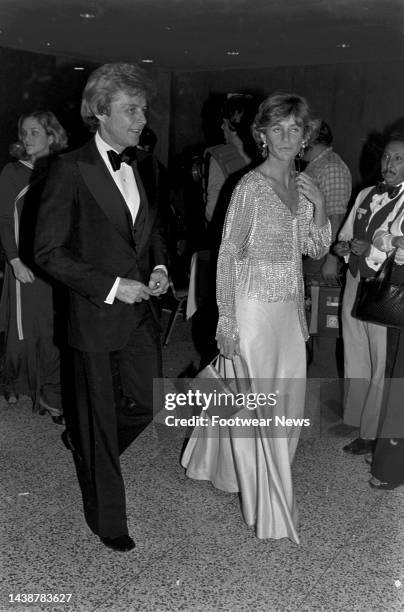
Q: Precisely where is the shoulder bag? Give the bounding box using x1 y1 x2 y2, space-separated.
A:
354 248 404 327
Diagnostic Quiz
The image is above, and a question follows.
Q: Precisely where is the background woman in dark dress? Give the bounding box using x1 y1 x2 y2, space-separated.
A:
0 111 67 422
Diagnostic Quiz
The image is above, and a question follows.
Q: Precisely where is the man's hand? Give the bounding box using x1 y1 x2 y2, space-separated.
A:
10 258 35 283
217 334 239 360
350 238 370 257
321 254 339 284
333 240 351 257
392 236 404 249
148 268 169 296
115 278 152 304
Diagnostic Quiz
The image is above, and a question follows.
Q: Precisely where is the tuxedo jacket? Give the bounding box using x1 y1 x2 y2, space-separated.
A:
34 138 168 352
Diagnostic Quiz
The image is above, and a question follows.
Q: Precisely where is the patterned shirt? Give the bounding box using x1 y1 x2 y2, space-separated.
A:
304 147 352 217
216 169 331 342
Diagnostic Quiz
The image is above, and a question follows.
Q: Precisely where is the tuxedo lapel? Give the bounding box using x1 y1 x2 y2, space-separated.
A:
132 160 151 253
77 140 134 246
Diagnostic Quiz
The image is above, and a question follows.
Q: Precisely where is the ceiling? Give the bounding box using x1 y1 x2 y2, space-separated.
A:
0 0 403 71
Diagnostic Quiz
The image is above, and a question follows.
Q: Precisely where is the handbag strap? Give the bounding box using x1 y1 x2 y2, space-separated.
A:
210 353 221 367
376 248 396 284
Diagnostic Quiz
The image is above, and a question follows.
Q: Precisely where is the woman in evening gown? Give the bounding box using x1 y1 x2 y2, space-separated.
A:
182 93 331 542
0 111 67 421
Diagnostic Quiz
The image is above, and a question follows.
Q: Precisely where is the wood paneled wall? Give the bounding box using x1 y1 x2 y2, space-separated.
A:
171 61 404 189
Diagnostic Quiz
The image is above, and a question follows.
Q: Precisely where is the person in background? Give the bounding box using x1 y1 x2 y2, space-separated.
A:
137 125 157 155
34 63 169 552
302 121 352 380
367 132 404 489
136 126 167 208
302 121 352 283
182 93 330 542
136 127 170 245
0 111 67 423
334 133 404 456
195 96 258 367
204 95 255 227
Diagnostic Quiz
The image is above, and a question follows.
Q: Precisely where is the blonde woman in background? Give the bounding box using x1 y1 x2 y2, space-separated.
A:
0 111 67 422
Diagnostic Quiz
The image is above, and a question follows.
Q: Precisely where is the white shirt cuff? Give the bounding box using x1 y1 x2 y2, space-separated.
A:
105 277 121 304
153 265 168 275
365 246 387 271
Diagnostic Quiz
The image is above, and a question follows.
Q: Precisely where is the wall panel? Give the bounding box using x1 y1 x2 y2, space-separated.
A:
171 61 404 188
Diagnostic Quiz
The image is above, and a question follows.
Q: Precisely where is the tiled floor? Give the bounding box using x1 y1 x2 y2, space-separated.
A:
1 316 403 612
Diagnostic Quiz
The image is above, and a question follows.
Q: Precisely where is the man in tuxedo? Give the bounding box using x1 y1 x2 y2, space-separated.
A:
35 63 169 552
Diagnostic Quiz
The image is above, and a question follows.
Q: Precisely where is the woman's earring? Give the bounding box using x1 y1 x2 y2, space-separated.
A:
297 140 307 159
261 139 268 157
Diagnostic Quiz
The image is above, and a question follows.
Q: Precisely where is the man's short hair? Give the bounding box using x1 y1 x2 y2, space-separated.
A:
388 131 404 145
81 63 154 131
313 121 333 146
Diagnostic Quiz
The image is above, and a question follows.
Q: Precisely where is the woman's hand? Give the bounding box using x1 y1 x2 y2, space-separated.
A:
10 258 35 283
350 238 370 257
392 236 404 249
333 240 351 257
217 335 239 360
296 172 325 210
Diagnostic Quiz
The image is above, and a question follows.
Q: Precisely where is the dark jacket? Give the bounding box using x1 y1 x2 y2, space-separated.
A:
34 138 167 352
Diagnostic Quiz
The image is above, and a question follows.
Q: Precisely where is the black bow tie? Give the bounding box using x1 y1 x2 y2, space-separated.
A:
376 182 401 199
107 147 137 172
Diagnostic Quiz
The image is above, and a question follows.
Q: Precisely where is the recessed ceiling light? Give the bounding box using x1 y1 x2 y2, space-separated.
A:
337 43 350 48
226 51 240 56
80 12 95 19
74 66 85 70
141 59 154 63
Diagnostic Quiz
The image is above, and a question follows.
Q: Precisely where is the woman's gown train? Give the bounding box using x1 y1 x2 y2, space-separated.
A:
182 298 306 543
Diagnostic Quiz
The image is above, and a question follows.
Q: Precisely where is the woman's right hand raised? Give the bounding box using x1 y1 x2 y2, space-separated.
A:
10 258 35 283
217 334 239 360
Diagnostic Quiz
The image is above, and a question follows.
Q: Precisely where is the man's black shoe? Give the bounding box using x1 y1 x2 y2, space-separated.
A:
343 438 375 455
100 534 136 552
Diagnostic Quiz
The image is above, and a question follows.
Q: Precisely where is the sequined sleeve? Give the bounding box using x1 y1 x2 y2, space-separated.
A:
301 214 332 260
216 171 331 343
216 180 254 342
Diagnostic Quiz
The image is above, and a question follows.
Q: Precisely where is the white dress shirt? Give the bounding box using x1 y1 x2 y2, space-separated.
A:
95 131 140 223
95 132 166 303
